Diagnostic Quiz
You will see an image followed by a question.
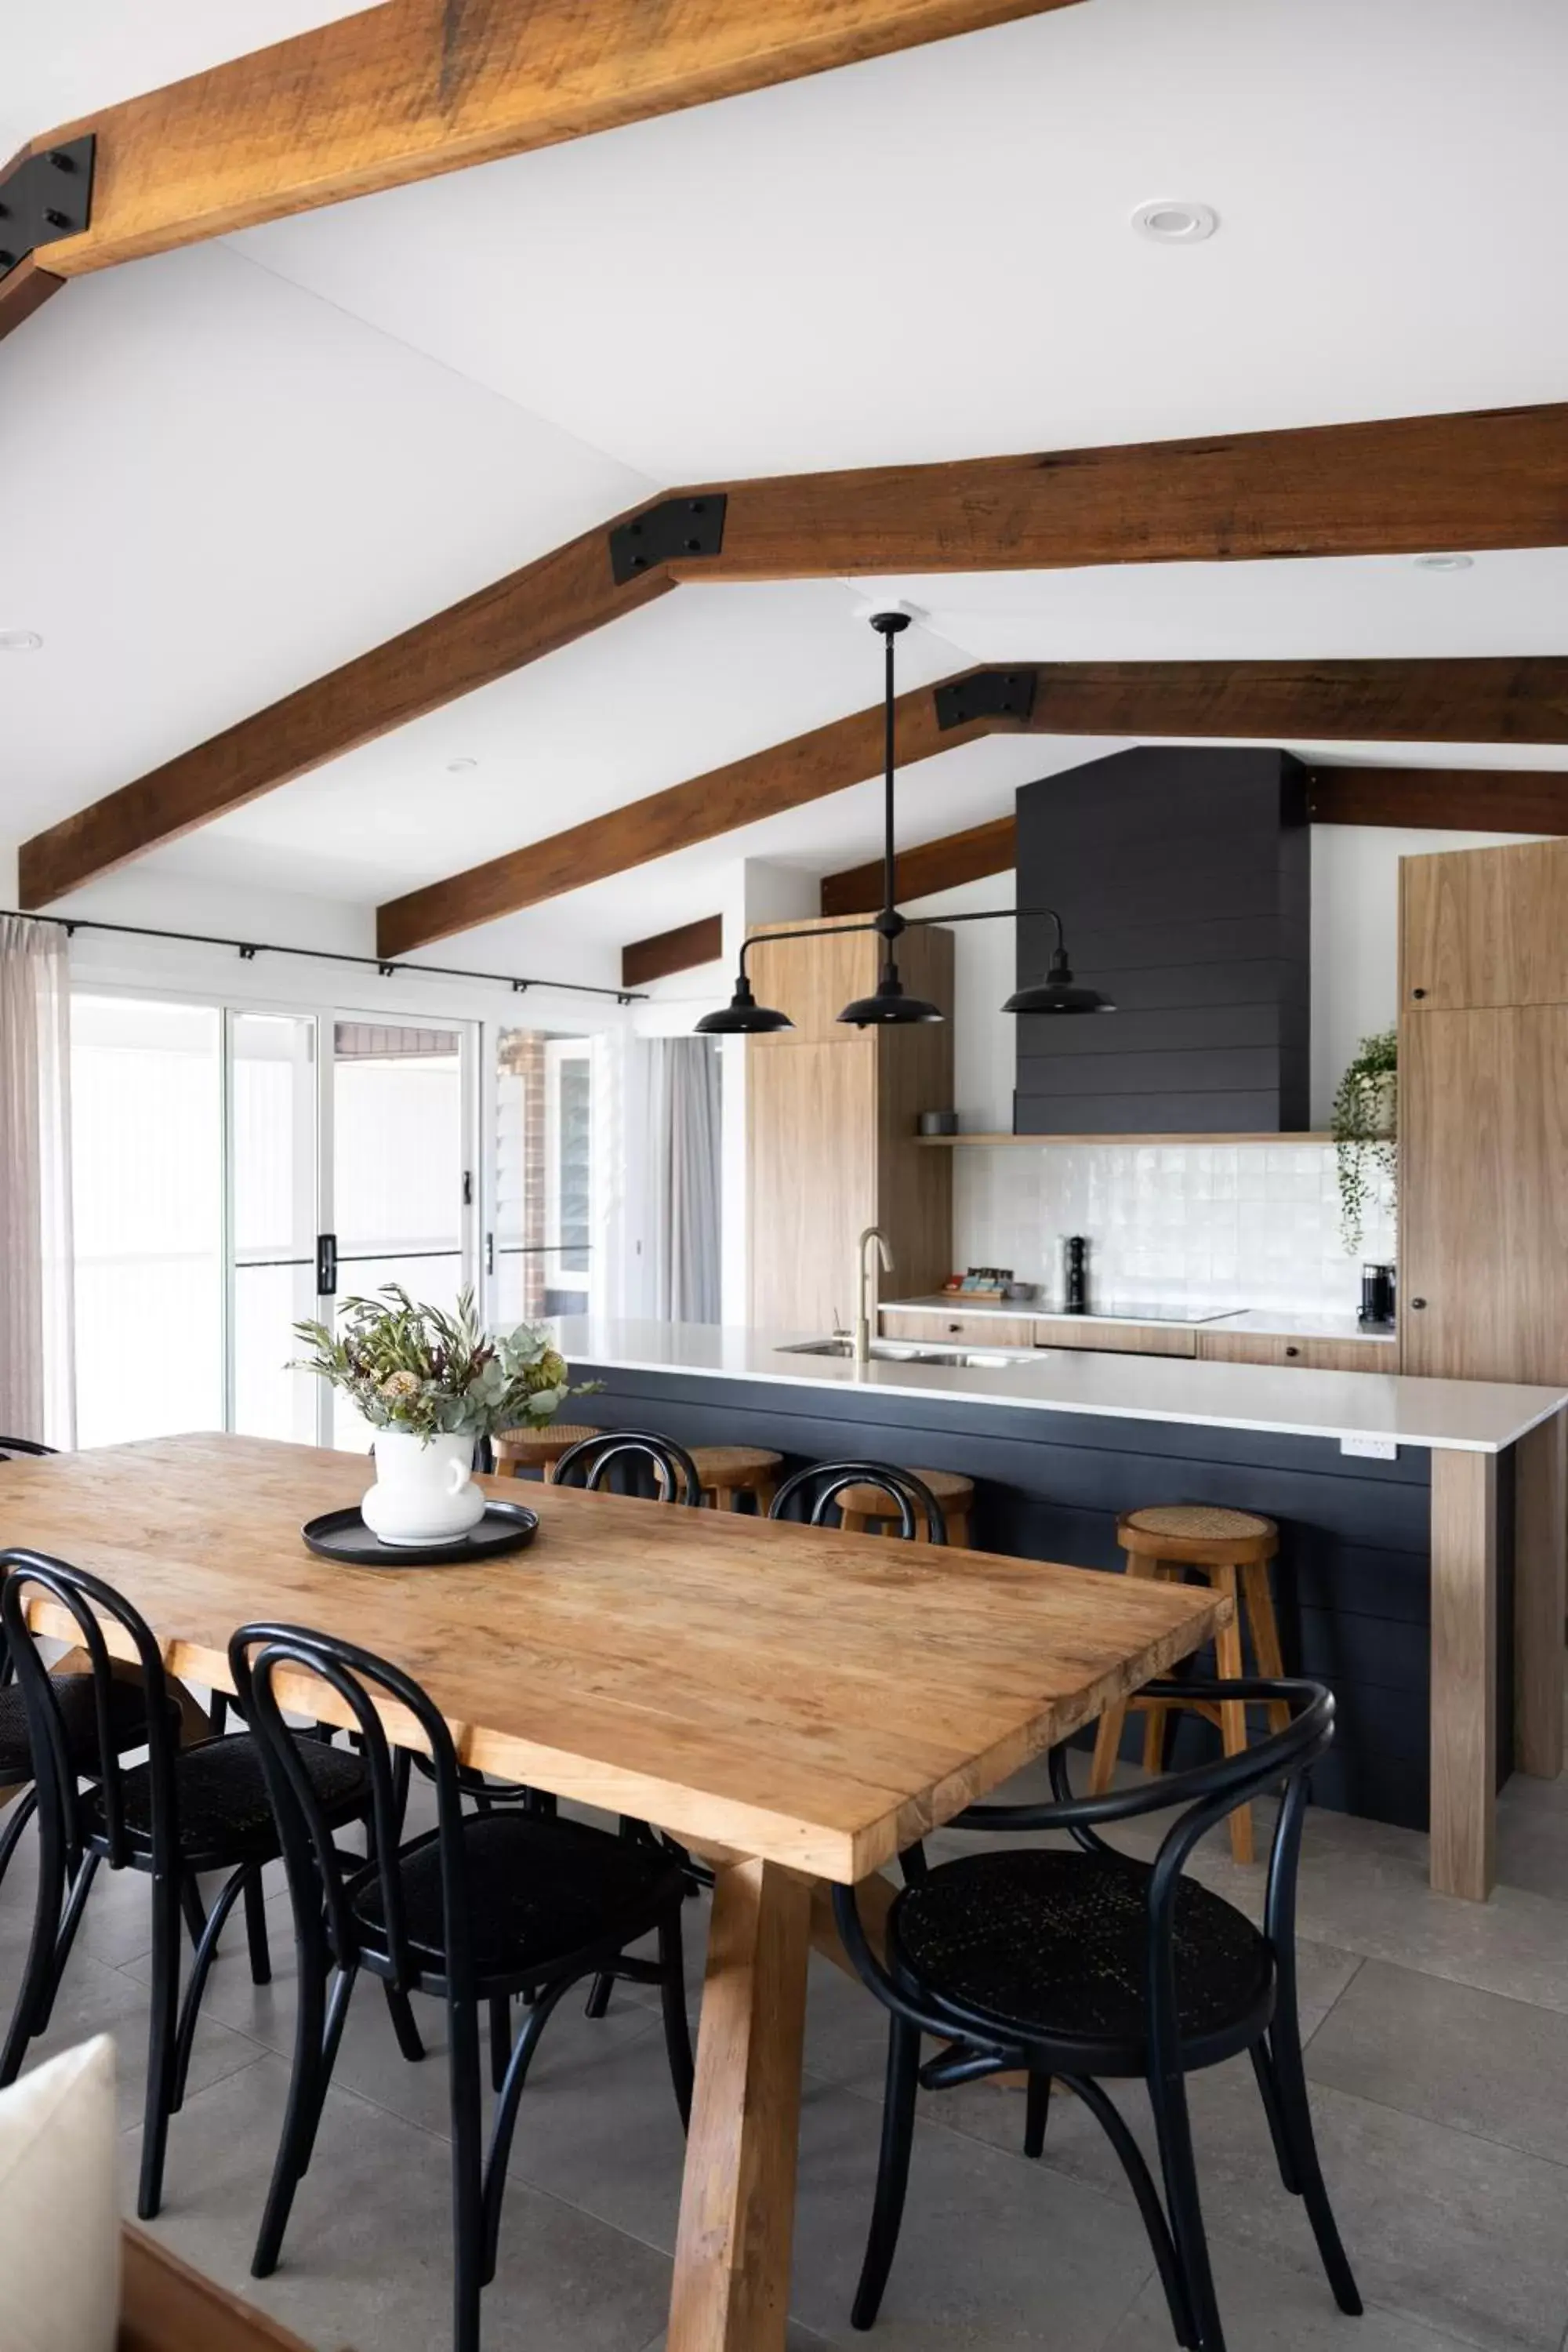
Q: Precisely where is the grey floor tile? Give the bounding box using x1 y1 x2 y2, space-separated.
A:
1163 2063 1568 2352
5 1948 267 2136
787 2076 1158 2349
931 2040 1568 2352
1308 1957 1568 2169
1105 2234 1483 2352
123 2054 674 2352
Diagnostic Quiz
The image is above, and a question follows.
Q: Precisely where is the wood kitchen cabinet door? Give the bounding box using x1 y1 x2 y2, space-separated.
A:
1401 1004 1568 1381
748 1042 877 1330
1402 840 1568 1011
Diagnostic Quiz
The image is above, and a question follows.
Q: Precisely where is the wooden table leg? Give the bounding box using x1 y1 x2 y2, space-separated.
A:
1513 1409 1566 1780
1429 1448 1497 1901
667 1855 811 2352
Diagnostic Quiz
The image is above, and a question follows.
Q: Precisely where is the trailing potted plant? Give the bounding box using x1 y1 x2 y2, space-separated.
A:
290 1284 600 1546
1331 1028 1398 1256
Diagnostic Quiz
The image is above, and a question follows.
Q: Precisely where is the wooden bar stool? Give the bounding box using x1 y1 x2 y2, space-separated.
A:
1089 1503 1290 1864
836 1468 974 1547
688 1446 782 1515
492 1422 601 1481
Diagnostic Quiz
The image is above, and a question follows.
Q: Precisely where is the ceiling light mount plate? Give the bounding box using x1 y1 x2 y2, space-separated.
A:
1131 197 1218 245
935 667 1038 730
0 136 94 281
609 493 727 586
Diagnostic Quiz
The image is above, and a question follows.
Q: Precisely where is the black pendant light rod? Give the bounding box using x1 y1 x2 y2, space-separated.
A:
873 610 908 975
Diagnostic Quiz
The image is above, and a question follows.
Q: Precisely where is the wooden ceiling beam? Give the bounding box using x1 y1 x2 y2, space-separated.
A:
0 254 64 343
21 0 1083 283
622 914 726 989
17 514 673 908
379 655 1568 953
677 402 1568 578
1306 764 1568 833
23 403 1568 906
1011 657 1568 744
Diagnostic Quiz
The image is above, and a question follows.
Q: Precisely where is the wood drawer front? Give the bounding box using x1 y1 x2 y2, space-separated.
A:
1197 1330 1395 1371
1032 1319 1196 1358
880 1309 1037 1347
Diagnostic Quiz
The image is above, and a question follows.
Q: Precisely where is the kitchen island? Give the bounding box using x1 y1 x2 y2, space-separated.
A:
554 1317 1568 1901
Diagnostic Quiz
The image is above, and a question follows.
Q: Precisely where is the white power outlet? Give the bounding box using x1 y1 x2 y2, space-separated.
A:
1341 1436 1398 1461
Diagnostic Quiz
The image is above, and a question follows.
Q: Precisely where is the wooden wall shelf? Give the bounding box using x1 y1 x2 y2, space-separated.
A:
913 1131 1334 1146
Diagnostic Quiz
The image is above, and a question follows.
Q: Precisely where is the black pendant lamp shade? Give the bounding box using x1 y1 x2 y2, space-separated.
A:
694 975 793 1036
1003 944 1116 1017
839 967 943 1027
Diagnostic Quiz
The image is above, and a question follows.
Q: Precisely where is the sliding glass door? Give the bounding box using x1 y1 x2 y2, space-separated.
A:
227 1011 321 1443
69 987 606 1451
325 1018 470 1449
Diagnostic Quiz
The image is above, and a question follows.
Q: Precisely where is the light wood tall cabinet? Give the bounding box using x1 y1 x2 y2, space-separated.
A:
1399 840 1568 1385
746 917 953 1332
1399 837 1568 1801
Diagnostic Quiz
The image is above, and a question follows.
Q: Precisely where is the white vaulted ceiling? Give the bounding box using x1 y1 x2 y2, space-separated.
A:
2 0 1566 984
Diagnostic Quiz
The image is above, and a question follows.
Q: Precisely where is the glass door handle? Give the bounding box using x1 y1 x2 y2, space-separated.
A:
315 1232 338 1296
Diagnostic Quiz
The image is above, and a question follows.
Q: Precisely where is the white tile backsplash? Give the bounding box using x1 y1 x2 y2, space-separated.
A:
953 1142 1396 1317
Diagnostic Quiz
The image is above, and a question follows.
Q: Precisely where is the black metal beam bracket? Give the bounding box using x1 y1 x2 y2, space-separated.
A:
609 493 726 585
0 137 94 281
935 667 1039 731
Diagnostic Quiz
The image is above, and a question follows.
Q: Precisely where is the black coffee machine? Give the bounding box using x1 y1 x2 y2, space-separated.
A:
1359 1263 1396 1330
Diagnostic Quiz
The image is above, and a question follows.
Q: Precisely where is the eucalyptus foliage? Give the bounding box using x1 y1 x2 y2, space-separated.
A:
290 1284 598 1441
1331 1028 1398 1256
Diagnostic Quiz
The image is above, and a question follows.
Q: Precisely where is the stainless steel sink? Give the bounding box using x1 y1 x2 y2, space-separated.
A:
777 1337 1035 1368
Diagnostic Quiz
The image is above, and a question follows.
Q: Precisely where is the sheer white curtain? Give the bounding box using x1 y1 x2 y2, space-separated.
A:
601 1035 721 1323
0 916 75 1444
667 1038 721 1323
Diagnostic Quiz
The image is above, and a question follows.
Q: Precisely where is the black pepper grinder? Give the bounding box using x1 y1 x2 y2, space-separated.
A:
1064 1235 1089 1314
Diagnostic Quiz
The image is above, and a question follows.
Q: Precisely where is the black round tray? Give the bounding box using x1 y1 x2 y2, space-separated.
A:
301 1501 539 1570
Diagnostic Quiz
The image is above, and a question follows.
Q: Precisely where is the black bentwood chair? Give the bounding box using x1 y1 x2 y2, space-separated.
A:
551 1428 703 1505
0 1552 372 2220
768 1460 948 1543
230 1623 695 2352
0 1437 56 1461
833 1678 1360 2352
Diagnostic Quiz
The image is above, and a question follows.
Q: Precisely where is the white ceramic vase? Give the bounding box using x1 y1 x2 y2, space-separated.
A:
361 1429 485 1547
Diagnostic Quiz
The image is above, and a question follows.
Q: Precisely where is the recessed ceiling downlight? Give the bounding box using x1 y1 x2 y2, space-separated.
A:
1131 198 1218 245
0 629 42 652
1414 554 1474 573
445 756 478 772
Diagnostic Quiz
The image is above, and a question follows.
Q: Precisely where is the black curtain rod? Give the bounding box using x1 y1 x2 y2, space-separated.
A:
0 908 645 1005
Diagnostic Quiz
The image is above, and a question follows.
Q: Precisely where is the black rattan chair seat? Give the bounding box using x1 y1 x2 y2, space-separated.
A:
890 1848 1272 2055
350 1811 687 1977
0 1671 166 1779
85 1733 368 1864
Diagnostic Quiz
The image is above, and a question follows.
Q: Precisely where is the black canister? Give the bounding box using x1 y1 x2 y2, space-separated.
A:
1064 1235 1089 1313
1359 1262 1396 1328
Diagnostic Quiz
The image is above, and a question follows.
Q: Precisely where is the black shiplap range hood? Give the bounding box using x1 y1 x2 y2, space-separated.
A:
1013 747 1311 1136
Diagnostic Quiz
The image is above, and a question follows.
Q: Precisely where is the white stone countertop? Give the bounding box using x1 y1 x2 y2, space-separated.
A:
554 1318 1566 1457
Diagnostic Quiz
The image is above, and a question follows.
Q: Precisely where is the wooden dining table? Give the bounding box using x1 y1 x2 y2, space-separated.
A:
0 1432 1229 2351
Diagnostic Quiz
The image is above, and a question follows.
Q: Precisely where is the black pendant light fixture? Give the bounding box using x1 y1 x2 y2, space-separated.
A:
695 609 1115 1036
